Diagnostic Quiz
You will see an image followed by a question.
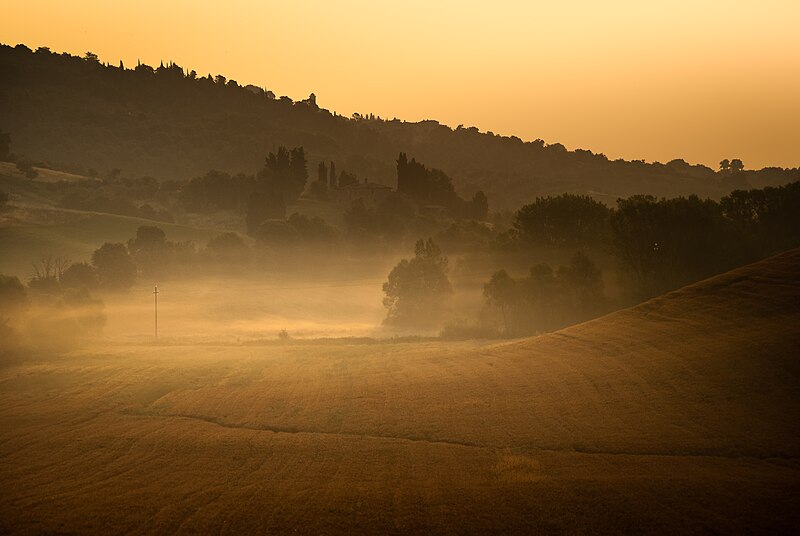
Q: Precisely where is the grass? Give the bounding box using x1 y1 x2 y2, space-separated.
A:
0 250 798 533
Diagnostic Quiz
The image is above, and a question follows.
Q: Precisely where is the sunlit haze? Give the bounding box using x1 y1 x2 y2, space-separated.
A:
4 0 799 168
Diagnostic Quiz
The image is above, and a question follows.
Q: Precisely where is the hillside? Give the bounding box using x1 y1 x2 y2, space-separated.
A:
1 249 798 533
2 44 797 210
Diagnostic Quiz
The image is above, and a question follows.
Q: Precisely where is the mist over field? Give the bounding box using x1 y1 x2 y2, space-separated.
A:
1 4 800 533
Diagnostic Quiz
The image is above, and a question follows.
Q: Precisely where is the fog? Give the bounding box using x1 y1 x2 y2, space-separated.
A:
107 275 398 343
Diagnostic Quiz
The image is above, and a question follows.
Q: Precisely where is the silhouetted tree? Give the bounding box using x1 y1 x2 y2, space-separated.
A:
721 181 800 254
556 252 605 320
396 153 475 216
525 263 558 331
343 197 408 244
286 213 338 244
482 252 605 336
204 232 252 266
181 170 255 212
308 162 329 199
465 190 489 220
729 158 744 172
611 195 734 298
92 243 137 289
29 255 70 293
127 226 171 277
719 159 731 172
514 194 610 246
382 238 453 326
483 270 517 334
328 161 337 188
258 146 308 202
60 262 98 289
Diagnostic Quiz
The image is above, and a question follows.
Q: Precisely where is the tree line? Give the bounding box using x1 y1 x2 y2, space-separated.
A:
4 43 797 210
381 180 800 335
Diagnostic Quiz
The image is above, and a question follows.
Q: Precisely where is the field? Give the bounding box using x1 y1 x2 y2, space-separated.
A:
1 248 798 533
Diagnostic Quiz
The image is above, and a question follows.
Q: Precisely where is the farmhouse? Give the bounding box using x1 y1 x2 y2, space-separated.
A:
329 180 393 207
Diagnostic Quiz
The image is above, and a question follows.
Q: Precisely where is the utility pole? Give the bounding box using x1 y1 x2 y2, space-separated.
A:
153 284 159 340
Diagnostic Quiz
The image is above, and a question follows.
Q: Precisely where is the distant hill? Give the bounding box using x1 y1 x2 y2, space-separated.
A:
1 43 797 209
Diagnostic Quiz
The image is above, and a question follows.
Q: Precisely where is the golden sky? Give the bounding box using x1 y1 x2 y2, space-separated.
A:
4 0 799 169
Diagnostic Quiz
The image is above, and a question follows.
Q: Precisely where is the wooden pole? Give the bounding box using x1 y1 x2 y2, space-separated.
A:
153 284 159 340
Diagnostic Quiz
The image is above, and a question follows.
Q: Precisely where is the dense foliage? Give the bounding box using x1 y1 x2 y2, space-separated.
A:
383 239 453 326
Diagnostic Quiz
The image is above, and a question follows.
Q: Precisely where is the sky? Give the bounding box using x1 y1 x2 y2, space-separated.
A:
4 0 799 169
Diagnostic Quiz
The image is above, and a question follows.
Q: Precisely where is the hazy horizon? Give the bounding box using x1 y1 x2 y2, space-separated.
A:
4 0 799 170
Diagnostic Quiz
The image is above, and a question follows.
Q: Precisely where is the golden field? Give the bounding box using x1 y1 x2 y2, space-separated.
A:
1 250 799 534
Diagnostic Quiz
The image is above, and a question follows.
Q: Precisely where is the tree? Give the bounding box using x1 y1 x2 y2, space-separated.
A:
382 238 453 326
258 146 308 203
611 195 734 298
609 195 663 295
329 161 337 188
721 181 800 255
92 243 137 289
729 159 744 172
127 226 171 277
719 159 731 172
556 252 604 320
29 254 71 293
483 270 517 334
60 262 98 289
524 263 558 331
343 198 408 244
514 194 610 246
181 170 256 212
204 232 252 266
465 191 488 220
309 162 328 199
286 213 338 244
289 147 308 195
396 153 461 212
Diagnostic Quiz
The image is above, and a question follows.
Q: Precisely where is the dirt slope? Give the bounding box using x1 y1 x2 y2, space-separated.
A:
1 250 798 534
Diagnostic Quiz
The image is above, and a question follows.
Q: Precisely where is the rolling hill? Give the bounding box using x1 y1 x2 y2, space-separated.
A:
0 249 798 533
2 43 797 210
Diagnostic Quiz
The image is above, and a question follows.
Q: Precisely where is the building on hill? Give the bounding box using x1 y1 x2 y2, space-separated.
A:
329 180 393 208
